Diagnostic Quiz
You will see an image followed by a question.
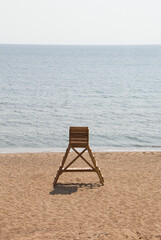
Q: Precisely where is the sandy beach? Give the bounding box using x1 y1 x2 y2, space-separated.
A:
0 151 161 240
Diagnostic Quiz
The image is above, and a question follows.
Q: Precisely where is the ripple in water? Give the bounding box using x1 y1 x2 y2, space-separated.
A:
0 44 161 152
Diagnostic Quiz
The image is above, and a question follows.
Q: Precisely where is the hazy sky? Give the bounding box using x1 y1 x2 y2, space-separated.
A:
0 0 161 45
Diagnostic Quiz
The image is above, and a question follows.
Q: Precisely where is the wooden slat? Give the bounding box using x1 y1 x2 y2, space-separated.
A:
70 139 87 142
70 142 88 147
70 141 88 145
63 168 95 172
70 127 88 133
70 133 88 138
70 139 88 142
70 135 88 138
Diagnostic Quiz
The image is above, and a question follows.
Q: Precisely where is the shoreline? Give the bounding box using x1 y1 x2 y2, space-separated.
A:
0 147 161 154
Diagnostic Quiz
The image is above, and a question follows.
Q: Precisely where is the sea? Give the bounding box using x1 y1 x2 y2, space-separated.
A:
0 44 161 153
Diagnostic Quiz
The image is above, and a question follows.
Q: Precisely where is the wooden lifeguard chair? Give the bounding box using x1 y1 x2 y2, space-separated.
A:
53 127 104 187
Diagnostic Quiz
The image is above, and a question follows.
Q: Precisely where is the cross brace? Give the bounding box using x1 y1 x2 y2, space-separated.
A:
53 145 104 187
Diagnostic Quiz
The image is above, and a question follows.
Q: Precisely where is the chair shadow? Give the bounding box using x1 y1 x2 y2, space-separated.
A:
49 182 101 195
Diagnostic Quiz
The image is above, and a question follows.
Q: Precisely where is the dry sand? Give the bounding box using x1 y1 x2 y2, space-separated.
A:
0 151 161 240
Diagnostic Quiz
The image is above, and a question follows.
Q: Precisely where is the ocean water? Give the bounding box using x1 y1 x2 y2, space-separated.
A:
0 44 161 152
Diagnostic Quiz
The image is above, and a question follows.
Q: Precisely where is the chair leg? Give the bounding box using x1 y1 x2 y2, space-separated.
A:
53 166 62 187
87 147 104 185
53 146 70 188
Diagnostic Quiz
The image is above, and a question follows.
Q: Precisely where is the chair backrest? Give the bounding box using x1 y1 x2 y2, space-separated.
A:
69 127 89 148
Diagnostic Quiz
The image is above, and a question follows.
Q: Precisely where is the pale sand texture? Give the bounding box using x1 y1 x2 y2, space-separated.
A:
0 151 161 240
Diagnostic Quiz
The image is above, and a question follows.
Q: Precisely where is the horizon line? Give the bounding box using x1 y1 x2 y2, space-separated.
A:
0 43 161 46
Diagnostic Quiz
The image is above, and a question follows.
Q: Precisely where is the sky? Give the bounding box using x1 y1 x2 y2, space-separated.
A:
0 0 161 45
